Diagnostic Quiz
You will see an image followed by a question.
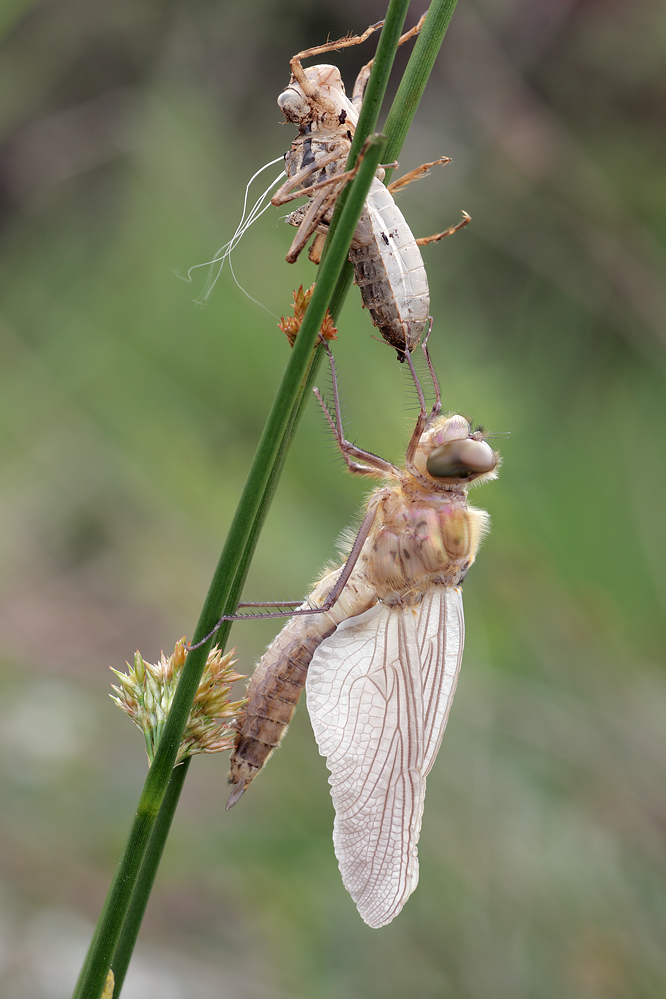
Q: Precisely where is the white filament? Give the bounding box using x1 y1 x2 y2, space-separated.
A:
185 155 286 307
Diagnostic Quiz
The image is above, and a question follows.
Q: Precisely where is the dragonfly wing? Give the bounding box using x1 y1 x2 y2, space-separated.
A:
306 585 464 928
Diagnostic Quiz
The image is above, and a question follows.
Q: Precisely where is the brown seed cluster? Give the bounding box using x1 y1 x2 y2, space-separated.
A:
278 284 338 346
110 638 246 765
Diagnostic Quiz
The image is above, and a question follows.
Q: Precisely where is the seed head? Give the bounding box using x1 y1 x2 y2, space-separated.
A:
110 638 245 765
278 284 338 346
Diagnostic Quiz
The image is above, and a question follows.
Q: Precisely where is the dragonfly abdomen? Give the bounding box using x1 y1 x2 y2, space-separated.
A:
227 569 377 807
349 179 430 354
227 630 331 807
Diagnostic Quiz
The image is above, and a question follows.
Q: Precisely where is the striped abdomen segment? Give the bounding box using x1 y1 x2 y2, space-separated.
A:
349 179 430 354
226 626 333 807
227 569 376 807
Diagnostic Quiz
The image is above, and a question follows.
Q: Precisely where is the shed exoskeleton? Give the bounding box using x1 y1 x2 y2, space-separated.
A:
271 21 469 357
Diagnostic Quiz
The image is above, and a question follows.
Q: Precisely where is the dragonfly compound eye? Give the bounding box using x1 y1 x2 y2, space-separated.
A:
277 87 310 123
427 439 496 480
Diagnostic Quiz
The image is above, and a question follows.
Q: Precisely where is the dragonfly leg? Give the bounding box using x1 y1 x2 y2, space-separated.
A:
273 146 377 264
187 502 379 649
351 13 426 109
290 21 385 98
314 343 399 477
416 211 471 246
385 157 470 250
270 147 346 208
420 319 442 416
386 155 451 194
305 501 378 614
284 182 345 263
308 232 327 264
401 347 433 468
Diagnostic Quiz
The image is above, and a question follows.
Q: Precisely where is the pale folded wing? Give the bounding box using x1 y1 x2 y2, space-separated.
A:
305 585 464 928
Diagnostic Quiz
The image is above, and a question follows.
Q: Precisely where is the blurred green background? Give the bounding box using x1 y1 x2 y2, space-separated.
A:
1 0 665 996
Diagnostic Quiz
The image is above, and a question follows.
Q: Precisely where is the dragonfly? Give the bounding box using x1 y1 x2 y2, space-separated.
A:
227 342 499 927
271 20 470 357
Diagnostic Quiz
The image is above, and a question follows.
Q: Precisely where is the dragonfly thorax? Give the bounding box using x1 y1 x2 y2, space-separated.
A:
363 487 489 600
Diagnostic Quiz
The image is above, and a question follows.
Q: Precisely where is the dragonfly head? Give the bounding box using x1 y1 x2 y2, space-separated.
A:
418 415 499 486
279 65 358 129
278 83 315 124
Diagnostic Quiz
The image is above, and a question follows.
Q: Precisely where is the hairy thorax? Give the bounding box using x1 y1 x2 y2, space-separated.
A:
359 482 490 602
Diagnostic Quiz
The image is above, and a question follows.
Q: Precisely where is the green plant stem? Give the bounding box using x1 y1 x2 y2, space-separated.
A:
110 759 190 995
72 134 387 999
382 0 460 173
347 0 411 167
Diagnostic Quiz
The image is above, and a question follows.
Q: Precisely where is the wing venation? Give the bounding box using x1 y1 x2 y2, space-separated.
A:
306 585 464 928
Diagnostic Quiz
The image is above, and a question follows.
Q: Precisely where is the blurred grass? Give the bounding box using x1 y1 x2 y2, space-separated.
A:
0 0 665 997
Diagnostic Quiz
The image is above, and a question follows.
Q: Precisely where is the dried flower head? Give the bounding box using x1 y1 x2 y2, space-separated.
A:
278 284 338 346
110 638 245 765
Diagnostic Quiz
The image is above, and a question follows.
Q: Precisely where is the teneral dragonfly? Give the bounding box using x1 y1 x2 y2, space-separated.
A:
271 21 469 357
227 345 499 927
